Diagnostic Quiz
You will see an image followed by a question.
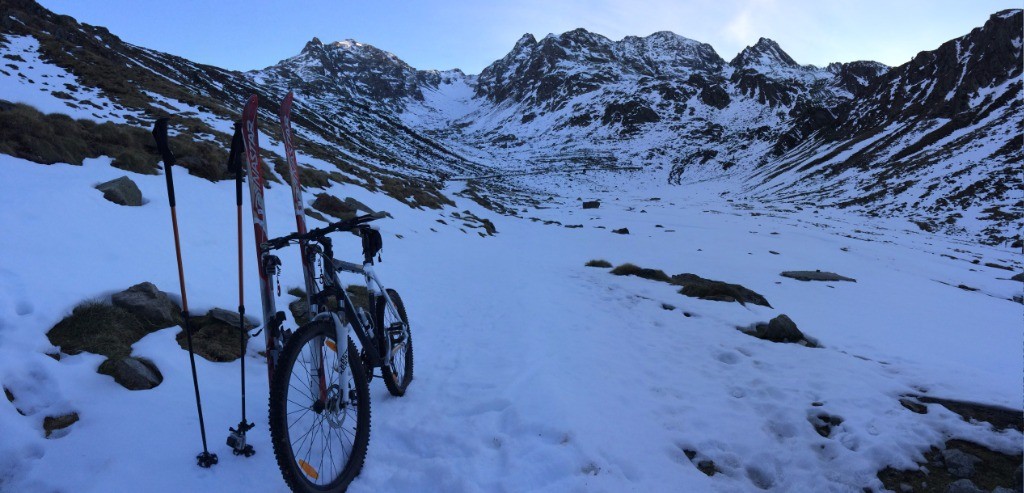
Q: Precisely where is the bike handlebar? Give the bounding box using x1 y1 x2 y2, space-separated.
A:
261 210 388 252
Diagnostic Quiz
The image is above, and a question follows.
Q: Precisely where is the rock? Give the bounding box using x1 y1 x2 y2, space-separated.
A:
207 308 258 329
582 201 600 209
43 412 79 438
781 270 856 282
672 273 772 307
288 298 311 327
942 449 981 478
916 396 1023 432
612 228 630 234
752 314 812 345
1011 272 1024 282
98 357 162 390
696 460 717 477
47 302 149 359
112 282 182 329
95 176 143 206
945 479 984 493
899 397 928 414
176 315 247 362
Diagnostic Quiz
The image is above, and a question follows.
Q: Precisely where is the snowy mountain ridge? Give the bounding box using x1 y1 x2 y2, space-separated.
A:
0 0 1019 244
251 11 1021 244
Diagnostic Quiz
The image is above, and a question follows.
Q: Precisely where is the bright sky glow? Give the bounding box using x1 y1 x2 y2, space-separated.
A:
37 0 1020 73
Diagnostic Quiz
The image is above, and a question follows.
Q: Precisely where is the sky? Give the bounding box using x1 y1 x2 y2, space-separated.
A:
36 0 1021 74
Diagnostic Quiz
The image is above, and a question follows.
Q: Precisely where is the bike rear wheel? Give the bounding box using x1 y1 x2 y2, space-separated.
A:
269 320 370 492
378 288 413 396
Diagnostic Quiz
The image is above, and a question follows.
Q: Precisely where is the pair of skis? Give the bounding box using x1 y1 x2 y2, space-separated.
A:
225 91 317 459
154 91 315 466
236 91 318 379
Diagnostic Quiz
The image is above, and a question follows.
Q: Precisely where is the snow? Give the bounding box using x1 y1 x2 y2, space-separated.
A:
0 149 1020 492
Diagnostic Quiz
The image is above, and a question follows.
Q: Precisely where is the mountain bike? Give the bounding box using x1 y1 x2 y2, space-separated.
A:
261 210 414 492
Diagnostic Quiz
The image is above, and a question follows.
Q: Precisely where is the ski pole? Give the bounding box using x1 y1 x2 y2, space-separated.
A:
152 118 219 469
225 121 255 457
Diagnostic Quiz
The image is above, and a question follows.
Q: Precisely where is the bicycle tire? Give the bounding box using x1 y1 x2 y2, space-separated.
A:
377 288 413 396
269 320 370 492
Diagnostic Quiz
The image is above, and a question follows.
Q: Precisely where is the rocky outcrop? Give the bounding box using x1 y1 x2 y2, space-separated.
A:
672 273 771 307
780 270 856 282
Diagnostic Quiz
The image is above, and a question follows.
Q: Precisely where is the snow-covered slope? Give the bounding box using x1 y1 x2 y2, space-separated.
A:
1 152 1020 492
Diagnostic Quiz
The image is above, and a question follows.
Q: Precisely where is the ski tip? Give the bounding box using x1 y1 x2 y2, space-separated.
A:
280 90 294 118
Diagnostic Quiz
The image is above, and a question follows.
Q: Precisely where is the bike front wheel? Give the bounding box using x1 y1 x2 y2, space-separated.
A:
378 288 413 396
269 320 370 492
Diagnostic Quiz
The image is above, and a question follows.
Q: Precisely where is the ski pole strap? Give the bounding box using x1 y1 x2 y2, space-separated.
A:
152 118 177 207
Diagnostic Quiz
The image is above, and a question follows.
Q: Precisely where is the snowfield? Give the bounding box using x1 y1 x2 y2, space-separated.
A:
0 150 1020 492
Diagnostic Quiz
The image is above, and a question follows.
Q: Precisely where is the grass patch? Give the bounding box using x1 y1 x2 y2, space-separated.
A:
312 193 358 220
609 263 672 283
47 301 148 359
585 259 612 268
0 101 234 179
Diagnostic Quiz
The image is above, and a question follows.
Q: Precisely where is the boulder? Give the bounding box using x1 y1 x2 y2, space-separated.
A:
95 176 143 206
582 201 600 209
112 282 182 329
98 357 162 390
612 228 630 235
1011 272 1024 282
753 314 809 344
672 273 772 307
781 270 856 282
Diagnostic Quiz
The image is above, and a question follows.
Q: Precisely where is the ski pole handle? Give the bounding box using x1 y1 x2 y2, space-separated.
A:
227 122 245 206
152 118 177 207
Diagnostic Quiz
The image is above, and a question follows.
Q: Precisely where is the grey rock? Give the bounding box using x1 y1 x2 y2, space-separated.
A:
612 228 630 234
945 479 984 493
992 487 1016 493
112 282 182 329
942 448 980 478
582 201 600 209
95 176 143 206
207 308 258 329
1011 272 1024 282
98 357 162 390
780 270 856 282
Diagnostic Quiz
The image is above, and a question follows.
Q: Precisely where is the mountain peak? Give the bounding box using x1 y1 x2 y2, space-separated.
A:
514 33 537 49
302 36 323 53
730 37 798 69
